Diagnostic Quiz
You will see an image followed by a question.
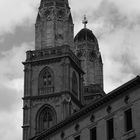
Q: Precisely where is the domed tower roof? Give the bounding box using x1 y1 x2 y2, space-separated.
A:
74 28 98 43
74 16 103 101
74 15 98 43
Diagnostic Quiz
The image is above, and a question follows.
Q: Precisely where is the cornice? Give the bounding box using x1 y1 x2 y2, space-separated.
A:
30 76 140 140
22 46 84 74
23 91 83 108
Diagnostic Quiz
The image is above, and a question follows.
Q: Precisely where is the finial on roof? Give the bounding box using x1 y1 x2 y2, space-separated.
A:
82 15 88 28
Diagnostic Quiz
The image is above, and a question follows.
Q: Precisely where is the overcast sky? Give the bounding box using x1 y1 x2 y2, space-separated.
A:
0 0 140 140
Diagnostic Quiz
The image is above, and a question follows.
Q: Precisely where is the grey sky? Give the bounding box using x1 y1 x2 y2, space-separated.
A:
0 0 140 140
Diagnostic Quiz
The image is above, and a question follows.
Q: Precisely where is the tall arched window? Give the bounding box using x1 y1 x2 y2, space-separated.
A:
36 105 56 133
39 67 54 95
72 72 78 97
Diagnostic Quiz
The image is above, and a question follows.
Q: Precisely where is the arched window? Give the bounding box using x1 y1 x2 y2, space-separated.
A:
42 110 53 129
39 67 54 95
72 72 78 96
36 105 56 133
42 71 52 86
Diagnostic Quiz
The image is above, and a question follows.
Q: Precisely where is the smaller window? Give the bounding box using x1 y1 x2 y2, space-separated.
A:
107 118 114 140
43 111 53 129
39 67 54 95
125 108 133 132
74 135 80 140
72 72 78 96
90 127 96 140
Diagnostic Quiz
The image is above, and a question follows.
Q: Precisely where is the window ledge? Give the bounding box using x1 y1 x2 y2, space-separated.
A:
22 124 30 128
122 129 136 140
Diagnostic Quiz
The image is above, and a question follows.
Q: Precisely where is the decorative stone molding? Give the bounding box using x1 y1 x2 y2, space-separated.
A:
124 95 130 104
90 114 95 122
122 129 136 140
106 105 112 113
75 124 80 131
23 105 29 110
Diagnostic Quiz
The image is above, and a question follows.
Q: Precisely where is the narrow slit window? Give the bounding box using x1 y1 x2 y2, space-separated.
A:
72 72 78 96
125 109 133 132
74 135 80 140
90 127 96 140
107 118 114 140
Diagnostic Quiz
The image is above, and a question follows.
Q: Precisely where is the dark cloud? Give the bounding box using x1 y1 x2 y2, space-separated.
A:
0 86 21 112
0 0 140 140
0 43 32 112
112 45 140 76
81 0 140 39
0 25 34 53
85 0 140 89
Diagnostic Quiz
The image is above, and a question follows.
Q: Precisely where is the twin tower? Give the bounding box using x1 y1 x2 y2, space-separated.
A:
23 0 104 139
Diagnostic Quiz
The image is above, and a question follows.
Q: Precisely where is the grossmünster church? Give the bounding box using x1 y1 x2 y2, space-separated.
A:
22 0 140 140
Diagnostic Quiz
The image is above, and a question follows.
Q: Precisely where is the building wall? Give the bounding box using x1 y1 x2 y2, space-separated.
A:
75 40 103 89
23 54 83 140
35 1 74 50
24 57 82 97
46 85 140 140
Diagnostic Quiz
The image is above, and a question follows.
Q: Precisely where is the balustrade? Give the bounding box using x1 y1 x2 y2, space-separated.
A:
39 87 54 95
26 46 81 68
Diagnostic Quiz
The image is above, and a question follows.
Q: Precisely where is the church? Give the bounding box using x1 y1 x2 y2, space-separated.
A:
22 0 140 140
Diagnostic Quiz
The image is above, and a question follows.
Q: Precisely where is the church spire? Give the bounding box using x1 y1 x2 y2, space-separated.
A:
82 15 88 28
35 0 74 50
39 0 69 9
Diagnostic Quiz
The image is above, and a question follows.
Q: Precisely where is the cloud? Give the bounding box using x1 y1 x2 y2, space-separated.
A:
0 42 33 140
0 1 35 140
0 110 22 140
0 0 39 35
99 23 140 92
69 0 103 13
0 43 33 80
109 0 140 17
0 86 19 111
0 26 34 52
70 0 140 92
0 0 140 140
68 0 140 93
69 0 104 34
0 43 33 111
72 0 140 38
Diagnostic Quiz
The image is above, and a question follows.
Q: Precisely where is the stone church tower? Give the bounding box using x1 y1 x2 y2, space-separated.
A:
22 0 104 140
35 0 74 50
74 16 104 105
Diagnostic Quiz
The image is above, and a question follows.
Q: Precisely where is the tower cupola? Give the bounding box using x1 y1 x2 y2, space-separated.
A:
74 28 98 43
74 16 104 104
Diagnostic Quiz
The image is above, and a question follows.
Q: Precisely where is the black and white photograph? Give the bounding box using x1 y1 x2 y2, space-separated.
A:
0 0 140 140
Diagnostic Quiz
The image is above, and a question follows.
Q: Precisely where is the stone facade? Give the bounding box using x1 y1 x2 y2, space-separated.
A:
22 0 140 140
30 76 140 140
74 29 103 88
35 0 74 50
23 45 84 140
